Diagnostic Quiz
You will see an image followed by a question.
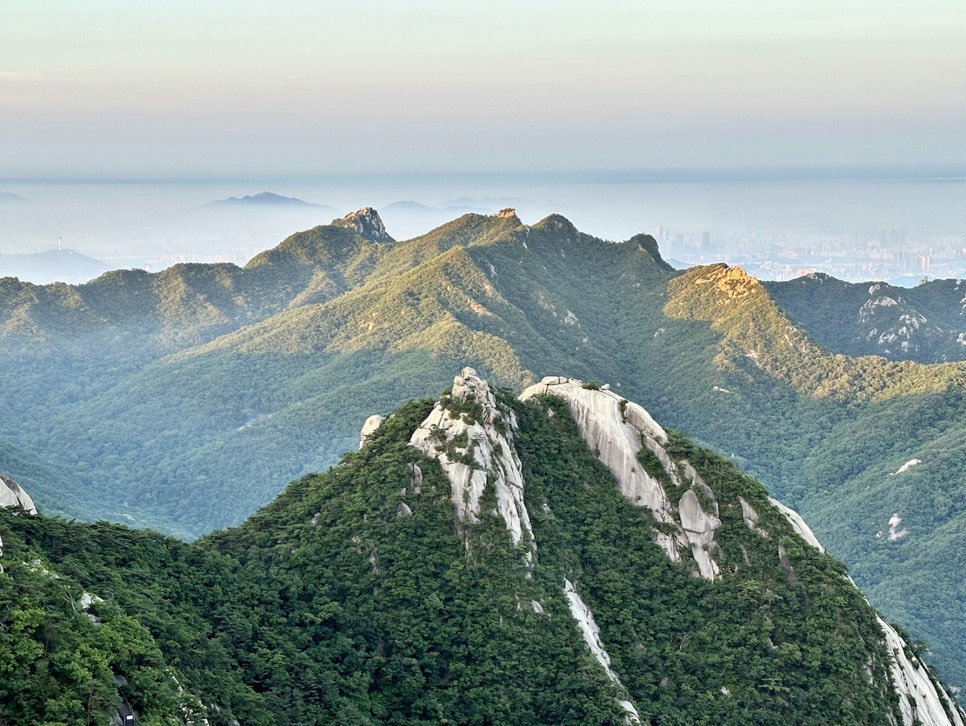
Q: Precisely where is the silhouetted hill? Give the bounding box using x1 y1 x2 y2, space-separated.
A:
0 248 109 285
207 191 331 209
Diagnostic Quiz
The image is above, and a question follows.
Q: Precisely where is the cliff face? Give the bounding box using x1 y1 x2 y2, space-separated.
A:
520 376 724 580
3 368 964 724
404 370 964 726
410 368 534 557
330 207 395 243
0 474 36 514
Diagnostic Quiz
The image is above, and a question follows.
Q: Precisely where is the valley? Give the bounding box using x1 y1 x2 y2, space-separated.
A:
2 207 966 694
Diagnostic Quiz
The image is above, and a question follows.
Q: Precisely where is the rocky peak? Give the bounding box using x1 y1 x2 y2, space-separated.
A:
409 367 534 560
700 264 759 299
534 213 579 237
495 208 518 219
357 368 966 724
0 474 37 514
330 207 395 243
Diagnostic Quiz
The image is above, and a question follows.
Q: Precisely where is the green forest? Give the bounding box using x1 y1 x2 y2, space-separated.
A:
3 382 950 724
2 209 966 691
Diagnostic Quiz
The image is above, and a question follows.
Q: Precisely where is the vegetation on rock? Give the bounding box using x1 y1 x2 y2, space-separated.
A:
2 210 966 691
2 382 949 724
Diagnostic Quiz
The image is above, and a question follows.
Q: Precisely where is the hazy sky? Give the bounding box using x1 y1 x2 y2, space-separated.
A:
4 1 965 179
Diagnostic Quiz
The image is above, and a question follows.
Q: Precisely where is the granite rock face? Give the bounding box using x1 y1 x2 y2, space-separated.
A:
0 474 36 514
520 376 724 580
358 414 385 449
331 207 395 243
362 369 966 725
410 367 534 560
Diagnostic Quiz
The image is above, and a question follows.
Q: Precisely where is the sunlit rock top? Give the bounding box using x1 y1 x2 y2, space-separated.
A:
331 207 395 243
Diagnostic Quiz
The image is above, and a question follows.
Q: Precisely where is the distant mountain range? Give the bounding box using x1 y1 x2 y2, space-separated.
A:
206 191 333 209
2 206 966 691
0 248 109 285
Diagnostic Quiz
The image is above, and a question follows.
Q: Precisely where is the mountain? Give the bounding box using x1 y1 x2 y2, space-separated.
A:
0 248 110 285
330 206 395 243
1 371 961 725
380 198 537 240
207 191 331 209
2 208 966 691
764 273 966 362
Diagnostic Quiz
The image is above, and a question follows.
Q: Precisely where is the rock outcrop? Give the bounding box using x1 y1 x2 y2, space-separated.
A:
362 369 966 724
518 373 965 726
358 414 385 449
520 376 723 580
330 207 395 243
0 474 37 514
410 367 534 559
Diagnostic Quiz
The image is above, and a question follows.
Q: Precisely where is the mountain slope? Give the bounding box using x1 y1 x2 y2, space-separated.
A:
3 209 966 690
3 371 961 725
764 273 966 363
0 209 678 536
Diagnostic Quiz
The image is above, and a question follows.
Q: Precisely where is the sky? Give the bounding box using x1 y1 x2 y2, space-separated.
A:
4 0 966 181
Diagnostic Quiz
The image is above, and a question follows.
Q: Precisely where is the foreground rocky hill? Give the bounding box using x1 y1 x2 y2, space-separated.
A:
2 369 961 724
2 208 966 690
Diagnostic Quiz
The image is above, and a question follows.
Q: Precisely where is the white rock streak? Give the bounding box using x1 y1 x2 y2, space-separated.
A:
878 617 966 726
888 513 910 541
564 580 642 724
768 498 825 553
894 459 921 475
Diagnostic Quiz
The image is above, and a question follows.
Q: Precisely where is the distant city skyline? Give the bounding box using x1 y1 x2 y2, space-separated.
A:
3 1 965 180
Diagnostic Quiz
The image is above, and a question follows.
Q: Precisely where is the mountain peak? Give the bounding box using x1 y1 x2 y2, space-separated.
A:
690 263 760 299
208 191 322 208
410 367 534 554
533 213 577 234
495 207 518 219
330 207 395 243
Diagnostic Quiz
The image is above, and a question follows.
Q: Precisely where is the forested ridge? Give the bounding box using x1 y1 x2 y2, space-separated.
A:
3 382 952 725
2 208 966 689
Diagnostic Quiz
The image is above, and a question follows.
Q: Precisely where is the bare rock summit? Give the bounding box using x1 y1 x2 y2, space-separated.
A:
331 207 395 243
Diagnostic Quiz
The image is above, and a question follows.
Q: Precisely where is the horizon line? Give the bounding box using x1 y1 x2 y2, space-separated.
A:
3 163 966 187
